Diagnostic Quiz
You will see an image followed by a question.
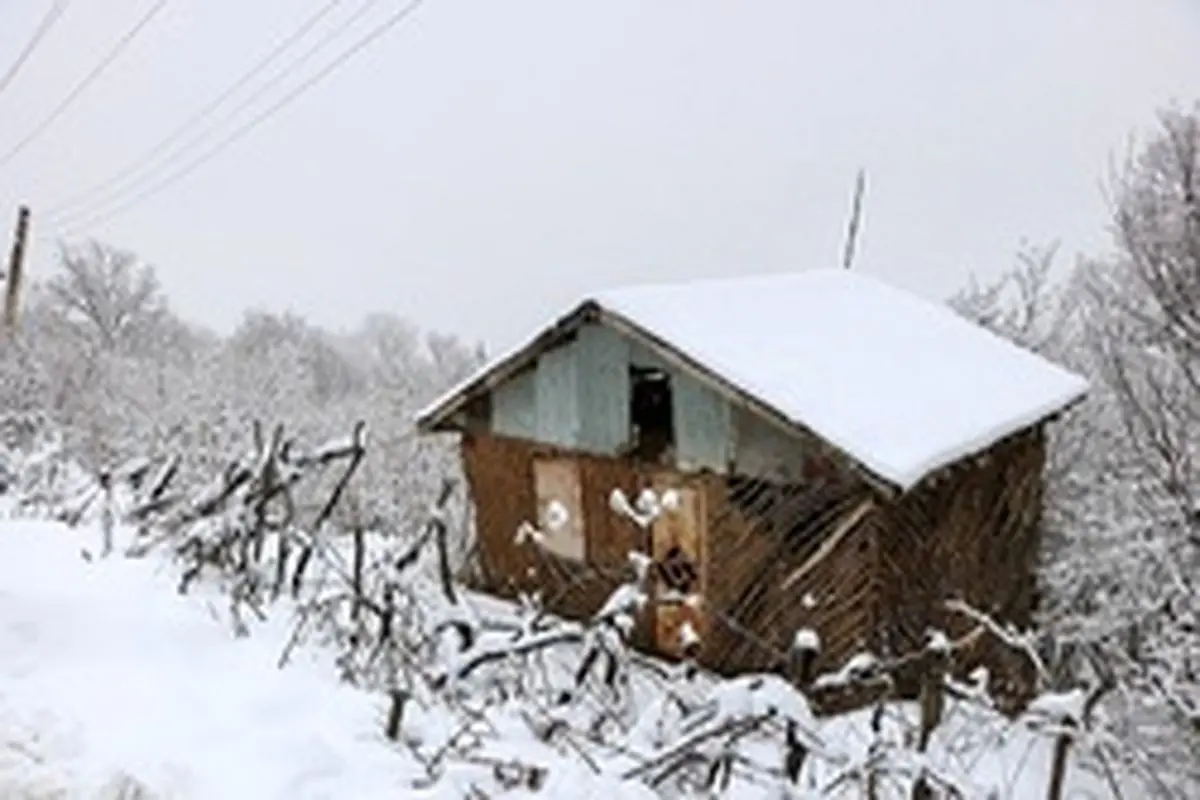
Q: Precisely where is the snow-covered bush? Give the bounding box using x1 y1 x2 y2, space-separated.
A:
5 241 482 566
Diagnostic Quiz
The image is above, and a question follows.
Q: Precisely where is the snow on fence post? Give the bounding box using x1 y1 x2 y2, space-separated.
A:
790 626 821 689
1043 679 1114 800
917 629 952 752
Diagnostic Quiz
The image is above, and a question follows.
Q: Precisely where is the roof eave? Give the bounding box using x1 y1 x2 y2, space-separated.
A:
888 382 1090 493
1047 386 1090 420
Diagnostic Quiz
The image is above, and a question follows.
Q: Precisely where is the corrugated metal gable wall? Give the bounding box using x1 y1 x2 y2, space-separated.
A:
534 340 580 447
674 376 731 471
488 322 735 472
576 324 631 453
627 338 730 471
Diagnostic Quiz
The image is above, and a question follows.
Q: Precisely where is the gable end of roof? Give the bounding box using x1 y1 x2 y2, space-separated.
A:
415 300 601 433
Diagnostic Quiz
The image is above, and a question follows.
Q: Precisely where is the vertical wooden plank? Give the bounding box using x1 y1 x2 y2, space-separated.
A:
651 476 708 657
578 456 644 569
460 434 539 597
532 458 585 561
578 455 654 647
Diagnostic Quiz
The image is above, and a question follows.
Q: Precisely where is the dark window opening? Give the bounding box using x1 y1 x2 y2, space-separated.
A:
630 366 674 462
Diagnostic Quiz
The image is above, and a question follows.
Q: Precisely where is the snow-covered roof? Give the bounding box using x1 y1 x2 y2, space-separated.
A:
417 269 1088 491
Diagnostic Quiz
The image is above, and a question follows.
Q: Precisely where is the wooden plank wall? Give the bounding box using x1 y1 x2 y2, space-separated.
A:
701 474 879 678
460 433 539 596
874 427 1046 701
460 433 648 641
460 426 1047 711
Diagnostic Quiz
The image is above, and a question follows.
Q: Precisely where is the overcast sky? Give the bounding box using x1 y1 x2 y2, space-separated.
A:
1 0 1198 351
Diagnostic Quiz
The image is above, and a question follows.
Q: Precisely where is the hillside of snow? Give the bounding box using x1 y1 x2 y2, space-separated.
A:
0 509 1114 799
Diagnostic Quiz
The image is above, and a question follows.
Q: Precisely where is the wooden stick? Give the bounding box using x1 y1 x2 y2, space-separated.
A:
781 497 875 591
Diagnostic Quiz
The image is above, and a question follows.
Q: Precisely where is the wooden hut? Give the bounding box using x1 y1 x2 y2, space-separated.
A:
415 269 1087 693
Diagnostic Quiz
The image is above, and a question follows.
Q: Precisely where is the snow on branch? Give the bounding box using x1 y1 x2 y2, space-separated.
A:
945 598 1050 686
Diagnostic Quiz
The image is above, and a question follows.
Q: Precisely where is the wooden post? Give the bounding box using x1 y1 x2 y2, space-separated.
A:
4 205 31 334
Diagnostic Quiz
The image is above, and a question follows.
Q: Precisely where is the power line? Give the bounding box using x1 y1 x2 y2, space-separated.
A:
0 0 169 171
44 0 349 219
50 0 384 225
51 0 388 227
0 1 70 100
56 0 427 235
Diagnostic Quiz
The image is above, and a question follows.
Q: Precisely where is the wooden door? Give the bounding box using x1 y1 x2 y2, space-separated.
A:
650 476 708 658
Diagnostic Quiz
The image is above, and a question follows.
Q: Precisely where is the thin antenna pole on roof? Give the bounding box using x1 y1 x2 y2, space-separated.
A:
841 168 866 270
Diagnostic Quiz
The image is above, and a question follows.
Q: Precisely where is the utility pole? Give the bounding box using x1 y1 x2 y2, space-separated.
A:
4 205 30 334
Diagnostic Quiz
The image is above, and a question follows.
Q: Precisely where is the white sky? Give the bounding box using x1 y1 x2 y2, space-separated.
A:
1 0 1198 351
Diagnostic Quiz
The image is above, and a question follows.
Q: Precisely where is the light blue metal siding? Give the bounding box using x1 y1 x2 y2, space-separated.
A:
673 372 731 472
487 326 734 470
534 340 580 447
628 340 670 371
732 407 807 481
575 324 631 454
491 366 537 439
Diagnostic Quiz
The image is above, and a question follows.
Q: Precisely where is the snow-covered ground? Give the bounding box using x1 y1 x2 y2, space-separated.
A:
0 514 1109 799
0 508 662 799
0 518 419 798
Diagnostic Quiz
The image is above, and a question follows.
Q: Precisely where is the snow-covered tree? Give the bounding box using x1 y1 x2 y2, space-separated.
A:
953 107 1200 795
